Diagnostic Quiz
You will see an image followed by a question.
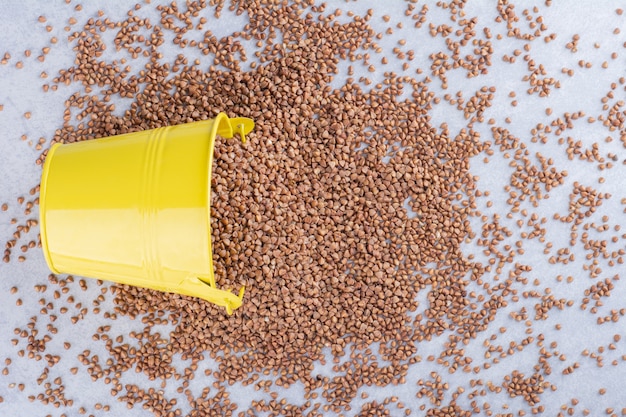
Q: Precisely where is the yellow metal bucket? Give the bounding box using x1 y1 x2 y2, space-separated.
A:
39 113 254 314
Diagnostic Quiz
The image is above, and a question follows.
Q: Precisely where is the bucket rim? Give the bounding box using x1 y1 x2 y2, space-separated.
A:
204 113 232 289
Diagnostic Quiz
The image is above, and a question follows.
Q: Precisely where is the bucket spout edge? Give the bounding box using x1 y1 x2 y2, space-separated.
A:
215 115 255 144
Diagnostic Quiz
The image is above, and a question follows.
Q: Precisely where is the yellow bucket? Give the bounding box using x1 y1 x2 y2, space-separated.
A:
39 113 254 314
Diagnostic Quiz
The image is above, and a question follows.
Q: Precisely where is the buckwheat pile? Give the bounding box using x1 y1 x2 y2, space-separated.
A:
3 1 626 416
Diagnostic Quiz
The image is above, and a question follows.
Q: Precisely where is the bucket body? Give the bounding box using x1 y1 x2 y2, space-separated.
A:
40 113 254 314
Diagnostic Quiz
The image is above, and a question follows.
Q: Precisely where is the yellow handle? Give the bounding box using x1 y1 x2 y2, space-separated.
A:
179 277 245 315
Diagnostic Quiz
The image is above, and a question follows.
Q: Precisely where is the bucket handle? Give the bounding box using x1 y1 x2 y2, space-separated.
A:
179 276 245 315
